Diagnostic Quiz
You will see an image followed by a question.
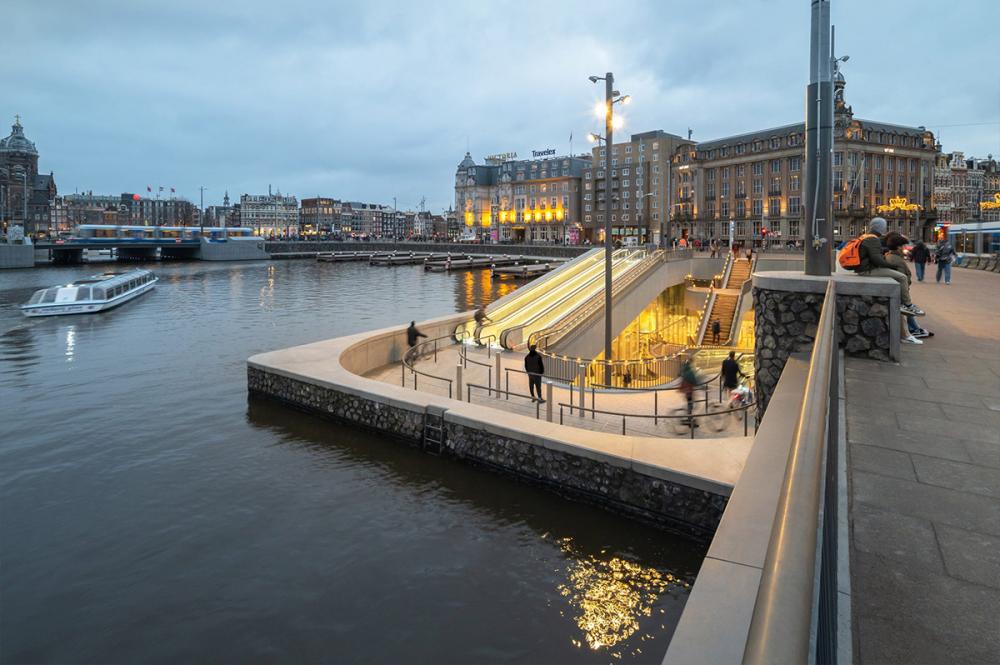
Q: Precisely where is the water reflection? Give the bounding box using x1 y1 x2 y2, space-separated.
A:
454 268 519 312
64 325 76 363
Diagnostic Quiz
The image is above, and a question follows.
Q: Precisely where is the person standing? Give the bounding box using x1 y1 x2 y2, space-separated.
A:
911 241 930 282
935 238 956 284
473 305 491 327
711 318 721 345
679 359 699 426
406 321 426 348
524 344 545 403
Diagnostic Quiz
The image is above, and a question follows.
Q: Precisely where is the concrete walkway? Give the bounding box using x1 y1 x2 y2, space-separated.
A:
845 267 1000 664
365 345 755 440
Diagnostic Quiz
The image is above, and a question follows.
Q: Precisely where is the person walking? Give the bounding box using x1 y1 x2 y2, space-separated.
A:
935 238 956 284
721 351 747 391
911 241 930 282
711 318 721 345
406 321 426 348
524 344 545 403
473 305 491 327
679 359 699 427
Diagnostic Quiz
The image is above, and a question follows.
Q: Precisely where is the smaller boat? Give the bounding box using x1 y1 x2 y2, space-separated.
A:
21 269 157 317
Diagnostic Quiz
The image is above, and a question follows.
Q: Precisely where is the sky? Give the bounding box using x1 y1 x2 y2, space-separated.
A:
4 0 999 211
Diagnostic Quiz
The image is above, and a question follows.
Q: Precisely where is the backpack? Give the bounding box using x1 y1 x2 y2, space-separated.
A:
838 233 876 271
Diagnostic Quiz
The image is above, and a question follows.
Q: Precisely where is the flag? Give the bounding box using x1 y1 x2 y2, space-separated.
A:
159 186 164 192
147 186 152 192
170 187 175 193
569 132 573 142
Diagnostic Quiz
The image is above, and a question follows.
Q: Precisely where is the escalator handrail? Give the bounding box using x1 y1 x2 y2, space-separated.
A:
528 250 665 350
498 249 645 349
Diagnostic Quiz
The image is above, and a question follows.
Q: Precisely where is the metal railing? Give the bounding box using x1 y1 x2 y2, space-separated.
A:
401 334 455 399
466 382 542 419
724 258 756 346
743 279 839 664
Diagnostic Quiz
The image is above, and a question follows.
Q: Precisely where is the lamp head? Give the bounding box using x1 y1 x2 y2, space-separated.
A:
620 95 632 105
588 75 600 83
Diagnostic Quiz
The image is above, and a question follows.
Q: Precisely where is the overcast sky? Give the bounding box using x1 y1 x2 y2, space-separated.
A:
5 0 999 210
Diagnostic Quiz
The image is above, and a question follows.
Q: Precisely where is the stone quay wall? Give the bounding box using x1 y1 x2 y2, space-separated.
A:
752 272 900 418
248 366 727 540
265 240 591 259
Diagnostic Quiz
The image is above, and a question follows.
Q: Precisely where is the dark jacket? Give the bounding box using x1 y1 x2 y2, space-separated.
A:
936 242 956 264
721 358 744 388
711 320 721 334
911 243 930 264
524 350 545 376
406 324 426 347
857 234 894 272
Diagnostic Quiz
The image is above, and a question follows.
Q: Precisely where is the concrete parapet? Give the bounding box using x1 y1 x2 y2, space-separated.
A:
752 271 899 417
266 240 589 258
0 244 35 269
197 238 269 261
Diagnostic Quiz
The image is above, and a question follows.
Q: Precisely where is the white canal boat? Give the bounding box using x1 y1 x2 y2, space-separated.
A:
21 269 157 317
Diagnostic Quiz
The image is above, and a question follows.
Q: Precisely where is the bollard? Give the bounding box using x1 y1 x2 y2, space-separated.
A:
494 354 502 397
455 364 463 402
546 383 554 422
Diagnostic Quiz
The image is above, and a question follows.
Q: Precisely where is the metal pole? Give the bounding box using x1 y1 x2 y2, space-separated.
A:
199 186 206 236
603 72 614 385
804 0 834 275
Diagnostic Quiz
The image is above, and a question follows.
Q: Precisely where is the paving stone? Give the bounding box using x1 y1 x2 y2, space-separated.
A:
897 412 1000 444
844 367 927 387
851 503 943 571
888 383 986 409
848 443 915 481
934 524 1000 591
846 423 972 463
912 454 1000 499
852 471 1000 537
941 403 1000 428
851 550 1000 665
962 440 1000 470
920 376 1000 396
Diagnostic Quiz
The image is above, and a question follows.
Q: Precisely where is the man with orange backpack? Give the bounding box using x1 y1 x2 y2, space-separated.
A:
839 217 924 317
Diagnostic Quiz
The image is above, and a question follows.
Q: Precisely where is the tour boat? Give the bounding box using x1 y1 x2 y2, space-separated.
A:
21 269 157 317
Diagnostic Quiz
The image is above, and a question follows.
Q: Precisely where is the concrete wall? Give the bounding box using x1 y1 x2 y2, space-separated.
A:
689 257 726 280
755 257 804 272
266 240 591 259
0 244 35 269
197 238 269 261
552 258 693 358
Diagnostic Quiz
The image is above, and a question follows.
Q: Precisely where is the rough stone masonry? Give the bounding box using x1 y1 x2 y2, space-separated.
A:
753 287 890 417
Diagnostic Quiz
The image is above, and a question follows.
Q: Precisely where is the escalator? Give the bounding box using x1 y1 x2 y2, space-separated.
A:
453 248 603 344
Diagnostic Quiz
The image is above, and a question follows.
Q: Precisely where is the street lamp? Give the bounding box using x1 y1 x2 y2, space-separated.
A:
589 72 629 384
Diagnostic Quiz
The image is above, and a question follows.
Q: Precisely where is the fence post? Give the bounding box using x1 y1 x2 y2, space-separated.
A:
434 339 438 363
578 363 586 418
401 362 405 387
455 364 463 402
505 370 510 400
654 391 659 425
494 354 502 397
546 383 553 422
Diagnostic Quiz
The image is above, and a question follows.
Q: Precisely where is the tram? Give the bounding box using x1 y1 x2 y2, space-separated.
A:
947 222 1000 255
72 225 254 242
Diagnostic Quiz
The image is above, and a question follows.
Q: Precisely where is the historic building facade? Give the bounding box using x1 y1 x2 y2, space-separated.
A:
0 116 58 237
235 192 299 236
671 74 938 246
454 151 590 243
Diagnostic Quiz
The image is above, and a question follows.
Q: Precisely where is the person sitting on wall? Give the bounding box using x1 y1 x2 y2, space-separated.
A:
883 232 933 344
848 217 924 317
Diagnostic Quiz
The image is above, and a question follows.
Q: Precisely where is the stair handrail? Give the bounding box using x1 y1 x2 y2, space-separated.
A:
725 255 757 345
719 251 735 288
693 286 716 346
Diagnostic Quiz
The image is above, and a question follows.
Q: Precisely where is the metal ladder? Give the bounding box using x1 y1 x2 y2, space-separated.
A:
422 406 447 455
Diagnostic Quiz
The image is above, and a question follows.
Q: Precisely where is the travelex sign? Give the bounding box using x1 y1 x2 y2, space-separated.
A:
532 148 556 157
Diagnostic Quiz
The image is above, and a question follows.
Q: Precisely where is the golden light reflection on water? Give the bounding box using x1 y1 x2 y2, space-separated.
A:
556 537 688 657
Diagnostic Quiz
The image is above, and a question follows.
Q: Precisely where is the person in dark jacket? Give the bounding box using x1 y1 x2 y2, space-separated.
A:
935 239 956 284
853 217 923 316
406 321 426 348
721 351 747 390
910 241 930 281
524 345 545 402
711 318 721 345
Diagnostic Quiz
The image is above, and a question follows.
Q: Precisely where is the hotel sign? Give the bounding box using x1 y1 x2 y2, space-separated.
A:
980 193 1000 210
486 152 518 161
876 196 921 213
532 148 556 157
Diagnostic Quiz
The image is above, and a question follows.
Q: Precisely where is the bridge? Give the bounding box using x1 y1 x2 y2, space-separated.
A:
29 238 268 263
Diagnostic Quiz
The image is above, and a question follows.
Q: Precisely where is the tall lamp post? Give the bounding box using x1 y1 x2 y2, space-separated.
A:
588 72 630 384
198 186 207 236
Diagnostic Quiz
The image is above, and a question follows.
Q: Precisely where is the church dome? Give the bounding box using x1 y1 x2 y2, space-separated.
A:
0 117 39 156
458 152 476 169
834 70 846 84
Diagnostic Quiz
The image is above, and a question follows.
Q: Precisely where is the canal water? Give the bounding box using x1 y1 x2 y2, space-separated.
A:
0 260 705 664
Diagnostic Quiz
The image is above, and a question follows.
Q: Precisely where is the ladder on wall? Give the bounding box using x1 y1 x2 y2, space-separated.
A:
423 406 447 455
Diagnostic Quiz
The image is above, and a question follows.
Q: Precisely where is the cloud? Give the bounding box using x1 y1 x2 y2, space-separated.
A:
3 0 998 210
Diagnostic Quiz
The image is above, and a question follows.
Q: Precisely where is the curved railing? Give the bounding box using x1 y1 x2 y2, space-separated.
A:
401 333 457 398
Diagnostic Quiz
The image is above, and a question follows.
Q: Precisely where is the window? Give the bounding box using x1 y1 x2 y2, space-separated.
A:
752 200 763 217
721 182 730 197
736 144 746 155
771 159 781 173
753 179 762 194
788 197 801 214
721 167 730 179
770 177 781 194
770 137 781 149
886 157 893 172
623 179 630 187
721 201 729 217
721 146 730 157
625 146 632 153
789 157 801 172
768 197 781 217
752 162 763 176
612 159 618 166
707 169 715 182
833 152 843 167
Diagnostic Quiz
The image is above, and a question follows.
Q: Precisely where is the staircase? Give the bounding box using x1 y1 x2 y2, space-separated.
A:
706 294 739 344
726 257 752 288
